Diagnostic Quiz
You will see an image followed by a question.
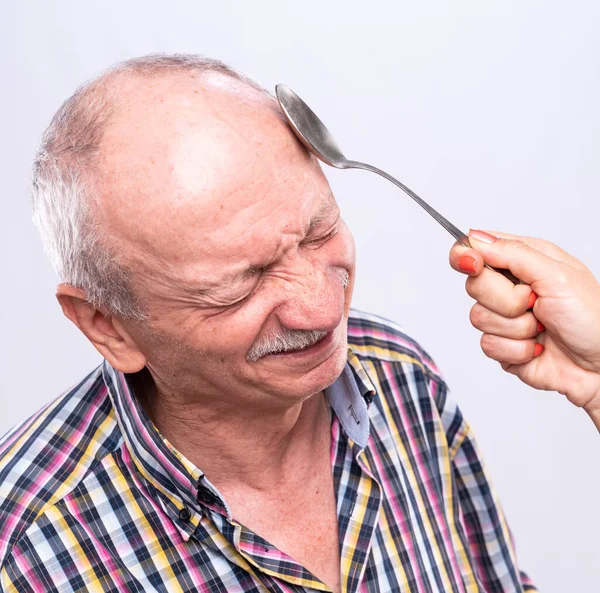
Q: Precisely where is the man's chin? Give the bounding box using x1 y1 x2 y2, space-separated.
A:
262 328 348 400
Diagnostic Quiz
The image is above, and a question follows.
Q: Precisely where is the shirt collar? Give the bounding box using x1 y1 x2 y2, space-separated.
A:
325 351 376 449
101 349 377 533
102 361 206 539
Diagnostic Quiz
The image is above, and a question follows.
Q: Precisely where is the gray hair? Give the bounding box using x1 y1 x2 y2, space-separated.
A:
32 54 270 320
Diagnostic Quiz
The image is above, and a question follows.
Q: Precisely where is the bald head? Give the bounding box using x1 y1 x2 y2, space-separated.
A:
97 69 295 269
32 54 284 319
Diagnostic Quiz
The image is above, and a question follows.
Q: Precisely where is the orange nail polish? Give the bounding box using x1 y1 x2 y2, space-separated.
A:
528 291 538 309
458 255 477 274
533 343 544 357
469 229 498 243
536 321 545 333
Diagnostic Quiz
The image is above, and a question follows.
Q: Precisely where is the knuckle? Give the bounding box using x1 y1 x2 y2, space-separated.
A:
479 334 497 359
464 277 479 299
506 297 524 319
554 270 570 286
469 304 488 329
507 239 528 252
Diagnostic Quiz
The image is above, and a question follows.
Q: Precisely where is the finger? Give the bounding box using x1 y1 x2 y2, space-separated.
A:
449 243 485 276
470 303 544 339
480 334 543 365
466 268 535 318
466 233 571 288
470 229 589 273
477 230 587 271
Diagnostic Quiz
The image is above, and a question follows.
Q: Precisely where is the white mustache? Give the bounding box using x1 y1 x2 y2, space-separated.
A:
246 328 328 362
246 267 349 362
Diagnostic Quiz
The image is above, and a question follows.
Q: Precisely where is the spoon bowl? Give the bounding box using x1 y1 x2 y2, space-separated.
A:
275 85 349 168
274 84 519 285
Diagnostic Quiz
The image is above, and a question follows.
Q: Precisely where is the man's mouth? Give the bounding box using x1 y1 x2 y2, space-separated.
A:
247 327 329 362
274 331 330 355
267 330 334 358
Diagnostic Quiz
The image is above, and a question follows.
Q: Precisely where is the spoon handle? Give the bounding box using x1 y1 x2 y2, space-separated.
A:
345 160 520 285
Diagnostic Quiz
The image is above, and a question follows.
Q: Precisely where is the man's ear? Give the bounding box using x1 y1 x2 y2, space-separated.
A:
56 284 147 373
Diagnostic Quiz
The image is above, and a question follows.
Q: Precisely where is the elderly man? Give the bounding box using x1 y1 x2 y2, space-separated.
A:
0 55 536 593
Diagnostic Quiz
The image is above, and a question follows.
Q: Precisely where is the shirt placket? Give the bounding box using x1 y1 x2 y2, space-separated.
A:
328 361 381 593
194 482 330 592
333 431 383 593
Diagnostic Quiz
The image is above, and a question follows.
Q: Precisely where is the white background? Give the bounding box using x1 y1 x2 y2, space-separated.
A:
1 1 599 591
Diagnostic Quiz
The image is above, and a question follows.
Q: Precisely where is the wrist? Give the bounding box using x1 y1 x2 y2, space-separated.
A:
583 389 600 432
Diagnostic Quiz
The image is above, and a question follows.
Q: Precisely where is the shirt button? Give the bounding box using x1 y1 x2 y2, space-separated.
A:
178 507 191 522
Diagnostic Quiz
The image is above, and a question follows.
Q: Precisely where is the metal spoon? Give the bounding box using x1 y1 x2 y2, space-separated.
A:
274 84 519 285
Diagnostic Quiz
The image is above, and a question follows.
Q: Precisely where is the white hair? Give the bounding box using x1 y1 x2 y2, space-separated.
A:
32 54 270 320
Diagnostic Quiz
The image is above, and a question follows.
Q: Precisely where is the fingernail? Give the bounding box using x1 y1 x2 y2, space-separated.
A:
469 229 498 243
533 343 544 357
527 291 538 309
536 321 545 333
458 255 477 274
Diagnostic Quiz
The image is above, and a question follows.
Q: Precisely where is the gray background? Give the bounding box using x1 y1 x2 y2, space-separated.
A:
1 1 599 591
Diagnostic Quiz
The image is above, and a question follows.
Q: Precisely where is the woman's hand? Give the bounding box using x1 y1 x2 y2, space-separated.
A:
450 229 600 430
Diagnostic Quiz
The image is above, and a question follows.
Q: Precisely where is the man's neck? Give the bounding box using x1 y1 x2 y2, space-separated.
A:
129 368 332 492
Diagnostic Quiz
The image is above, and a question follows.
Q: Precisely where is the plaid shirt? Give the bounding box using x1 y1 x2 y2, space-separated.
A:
0 310 536 592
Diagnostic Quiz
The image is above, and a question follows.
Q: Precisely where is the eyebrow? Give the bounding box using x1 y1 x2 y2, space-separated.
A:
307 196 339 235
180 193 340 300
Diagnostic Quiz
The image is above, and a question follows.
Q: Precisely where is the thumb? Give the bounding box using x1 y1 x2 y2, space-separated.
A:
467 230 565 287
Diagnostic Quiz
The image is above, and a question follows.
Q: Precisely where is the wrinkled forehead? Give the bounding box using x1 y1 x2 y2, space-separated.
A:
94 71 329 268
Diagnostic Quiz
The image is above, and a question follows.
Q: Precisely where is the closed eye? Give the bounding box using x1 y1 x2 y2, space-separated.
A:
302 226 339 247
221 267 266 308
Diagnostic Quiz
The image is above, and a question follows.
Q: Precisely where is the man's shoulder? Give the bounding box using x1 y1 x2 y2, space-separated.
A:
0 364 122 565
347 309 445 385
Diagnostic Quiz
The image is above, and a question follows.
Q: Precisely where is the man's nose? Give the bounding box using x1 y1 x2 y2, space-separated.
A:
275 262 345 332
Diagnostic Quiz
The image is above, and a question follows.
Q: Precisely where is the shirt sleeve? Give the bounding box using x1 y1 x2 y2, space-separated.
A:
436 380 538 592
